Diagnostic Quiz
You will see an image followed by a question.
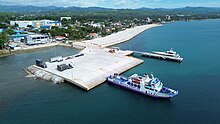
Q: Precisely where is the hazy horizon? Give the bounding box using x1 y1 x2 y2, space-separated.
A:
0 0 220 9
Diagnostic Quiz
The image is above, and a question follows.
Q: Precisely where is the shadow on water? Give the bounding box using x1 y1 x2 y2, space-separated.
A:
64 80 90 92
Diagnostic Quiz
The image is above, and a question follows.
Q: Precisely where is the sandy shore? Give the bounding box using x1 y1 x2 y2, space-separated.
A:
83 24 162 47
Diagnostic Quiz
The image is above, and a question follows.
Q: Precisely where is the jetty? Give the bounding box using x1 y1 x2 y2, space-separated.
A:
133 51 183 62
26 45 143 91
24 24 163 91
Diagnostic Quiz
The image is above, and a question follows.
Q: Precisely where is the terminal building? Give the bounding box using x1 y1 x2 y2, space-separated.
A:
24 34 50 45
10 20 62 29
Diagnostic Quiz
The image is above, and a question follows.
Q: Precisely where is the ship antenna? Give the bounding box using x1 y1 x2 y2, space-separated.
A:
151 72 154 79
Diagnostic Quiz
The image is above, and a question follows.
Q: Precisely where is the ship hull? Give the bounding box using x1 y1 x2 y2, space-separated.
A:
107 78 175 99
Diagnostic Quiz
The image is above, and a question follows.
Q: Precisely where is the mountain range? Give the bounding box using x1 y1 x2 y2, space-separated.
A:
0 5 220 14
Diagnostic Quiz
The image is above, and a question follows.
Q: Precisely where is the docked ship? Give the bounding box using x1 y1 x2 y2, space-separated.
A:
107 73 178 99
153 48 181 58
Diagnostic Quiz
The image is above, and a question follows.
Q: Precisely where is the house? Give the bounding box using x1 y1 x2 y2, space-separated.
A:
61 17 72 20
89 33 98 38
166 15 171 20
146 17 152 23
11 33 28 42
11 30 27 42
90 23 102 28
55 36 66 41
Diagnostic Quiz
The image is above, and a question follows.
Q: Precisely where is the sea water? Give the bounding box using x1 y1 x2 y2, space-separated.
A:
0 19 220 123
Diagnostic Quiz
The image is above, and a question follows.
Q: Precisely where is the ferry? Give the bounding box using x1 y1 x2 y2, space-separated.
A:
107 73 178 99
153 48 181 58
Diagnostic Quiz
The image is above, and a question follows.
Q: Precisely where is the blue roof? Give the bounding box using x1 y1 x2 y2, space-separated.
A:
0 29 3 33
40 26 51 29
14 30 24 33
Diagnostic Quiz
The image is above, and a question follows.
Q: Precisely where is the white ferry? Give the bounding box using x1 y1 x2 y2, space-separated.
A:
107 73 178 99
153 48 181 58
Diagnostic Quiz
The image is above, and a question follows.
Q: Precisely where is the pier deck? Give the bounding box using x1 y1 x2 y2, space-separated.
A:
34 46 143 90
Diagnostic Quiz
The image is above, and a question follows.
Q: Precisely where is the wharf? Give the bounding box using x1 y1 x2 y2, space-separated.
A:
29 46 143 91
133 51 183 62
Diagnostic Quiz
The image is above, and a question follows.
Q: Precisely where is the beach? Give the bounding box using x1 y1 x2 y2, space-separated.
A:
83 24 161 47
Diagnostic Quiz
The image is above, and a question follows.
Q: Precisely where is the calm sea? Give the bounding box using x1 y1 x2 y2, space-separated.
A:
0 19 220 124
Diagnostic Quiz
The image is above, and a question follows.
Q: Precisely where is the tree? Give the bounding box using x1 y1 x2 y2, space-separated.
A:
40 29 48 34
6 28 15 35
0 31 9 49
27 24 34 29
14 23 19 27
0 22 7 28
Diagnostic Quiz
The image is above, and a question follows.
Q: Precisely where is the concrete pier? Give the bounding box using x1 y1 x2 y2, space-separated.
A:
28 46 143 90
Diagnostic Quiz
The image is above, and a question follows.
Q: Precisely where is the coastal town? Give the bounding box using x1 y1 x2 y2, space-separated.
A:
0 15 169 55
1 6 220 55
1 1 220 124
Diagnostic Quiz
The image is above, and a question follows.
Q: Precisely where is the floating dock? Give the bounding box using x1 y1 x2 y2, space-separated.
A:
133 51 183 62
27 46 143 91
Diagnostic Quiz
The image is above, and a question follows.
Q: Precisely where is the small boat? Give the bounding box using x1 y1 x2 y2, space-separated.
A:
153 48 180 58
107 73 178 99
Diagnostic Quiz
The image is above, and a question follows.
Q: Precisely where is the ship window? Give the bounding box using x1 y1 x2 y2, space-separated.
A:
137 85 140 89
131 83 133 86
127 82 130 85
134 84 137 87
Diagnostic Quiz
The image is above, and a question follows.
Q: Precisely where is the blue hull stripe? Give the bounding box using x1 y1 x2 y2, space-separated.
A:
108 79 171 99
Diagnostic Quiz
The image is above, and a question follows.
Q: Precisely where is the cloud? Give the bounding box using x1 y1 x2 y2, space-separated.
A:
115 0 127 6
0 0 100 7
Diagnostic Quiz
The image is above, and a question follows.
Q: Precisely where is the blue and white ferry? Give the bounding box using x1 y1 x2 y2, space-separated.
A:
107 73 178 99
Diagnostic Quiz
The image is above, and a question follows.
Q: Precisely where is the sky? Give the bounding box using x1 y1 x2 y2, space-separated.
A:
0 0 220 8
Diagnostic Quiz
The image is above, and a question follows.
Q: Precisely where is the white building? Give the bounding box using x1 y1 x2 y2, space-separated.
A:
90 23 102 28
24 34 50 45
146 17 152 23
10 20 62 29
10 21 33 28
166 15 171 20
61 17 72 20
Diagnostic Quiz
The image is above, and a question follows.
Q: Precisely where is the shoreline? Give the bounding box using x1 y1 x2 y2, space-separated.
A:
83 24 162 47
0 24 161 57
0 43 59 57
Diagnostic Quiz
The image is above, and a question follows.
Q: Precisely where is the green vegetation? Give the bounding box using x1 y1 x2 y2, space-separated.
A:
0 31 9 49
0 6 220 45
